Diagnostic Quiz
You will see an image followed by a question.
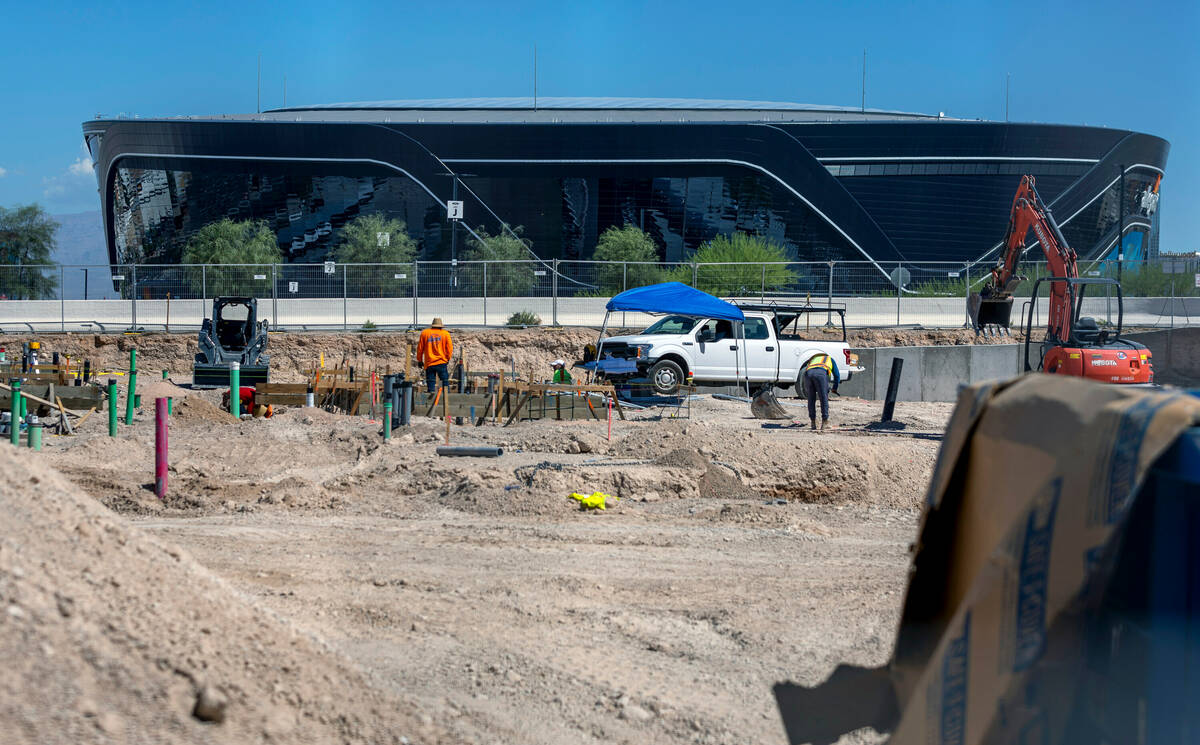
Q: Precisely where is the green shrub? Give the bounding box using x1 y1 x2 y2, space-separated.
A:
506 310 541 327
667 233 796 295
592 225 662 293
358 320 378 332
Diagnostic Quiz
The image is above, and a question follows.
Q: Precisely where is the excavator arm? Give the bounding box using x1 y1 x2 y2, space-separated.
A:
969 175 1079 342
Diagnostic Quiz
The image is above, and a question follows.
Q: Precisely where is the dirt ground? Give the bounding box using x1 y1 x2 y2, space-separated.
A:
0 326 1044 385
0 375 953 744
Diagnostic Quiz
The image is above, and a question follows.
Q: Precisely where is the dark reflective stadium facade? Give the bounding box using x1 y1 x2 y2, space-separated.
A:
83 98 1168 272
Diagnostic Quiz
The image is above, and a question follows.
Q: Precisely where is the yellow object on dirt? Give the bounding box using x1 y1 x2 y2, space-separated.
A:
569 491 615 510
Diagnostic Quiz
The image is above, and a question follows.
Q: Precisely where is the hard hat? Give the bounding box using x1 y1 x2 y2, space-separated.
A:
30 341 40 349
431 318 444 328
552 359 565 367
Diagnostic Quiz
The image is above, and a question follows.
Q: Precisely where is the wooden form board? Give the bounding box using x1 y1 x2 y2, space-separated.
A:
412 384 622 425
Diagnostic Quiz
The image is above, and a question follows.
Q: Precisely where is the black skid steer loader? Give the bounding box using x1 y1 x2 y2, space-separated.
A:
192 297 271 388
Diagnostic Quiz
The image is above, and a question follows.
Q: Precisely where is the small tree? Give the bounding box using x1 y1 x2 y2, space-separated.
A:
182 219 281 297
335 213 417 297
0 204 59 299
672 232 797 296
593 225 661 293
464 226 535 297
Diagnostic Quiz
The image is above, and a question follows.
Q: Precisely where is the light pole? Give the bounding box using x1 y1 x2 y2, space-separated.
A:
1117 164 1125 285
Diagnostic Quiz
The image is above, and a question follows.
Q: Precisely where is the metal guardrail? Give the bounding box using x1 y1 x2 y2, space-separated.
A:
0 258 1197 332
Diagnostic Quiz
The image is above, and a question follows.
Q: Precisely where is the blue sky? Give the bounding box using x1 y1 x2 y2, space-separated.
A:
2 0 1196 250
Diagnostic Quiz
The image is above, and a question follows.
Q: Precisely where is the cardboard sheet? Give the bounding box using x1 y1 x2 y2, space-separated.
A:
775 375 1200 745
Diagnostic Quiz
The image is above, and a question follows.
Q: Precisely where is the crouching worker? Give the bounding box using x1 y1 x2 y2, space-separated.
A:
802 353 840 431
551 359 572 384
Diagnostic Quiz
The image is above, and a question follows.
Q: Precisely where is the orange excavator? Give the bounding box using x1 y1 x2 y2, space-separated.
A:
968 175 1153 384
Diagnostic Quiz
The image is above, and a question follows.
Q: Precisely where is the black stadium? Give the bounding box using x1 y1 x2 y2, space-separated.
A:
83 97 1167 275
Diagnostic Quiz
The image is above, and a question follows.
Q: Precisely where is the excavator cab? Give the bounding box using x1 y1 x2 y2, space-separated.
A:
1021 277 1152 383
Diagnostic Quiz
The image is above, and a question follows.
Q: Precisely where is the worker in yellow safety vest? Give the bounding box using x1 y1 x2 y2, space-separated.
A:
802 353 840 431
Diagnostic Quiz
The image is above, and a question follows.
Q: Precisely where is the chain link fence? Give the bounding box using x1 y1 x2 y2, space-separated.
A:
1 258 1198 332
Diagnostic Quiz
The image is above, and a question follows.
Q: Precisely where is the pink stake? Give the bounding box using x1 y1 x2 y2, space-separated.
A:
154 397 168 500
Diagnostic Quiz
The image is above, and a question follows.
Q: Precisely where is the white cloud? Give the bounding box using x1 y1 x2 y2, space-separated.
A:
68 157 92 177
42 180 66 199
0 166 7 178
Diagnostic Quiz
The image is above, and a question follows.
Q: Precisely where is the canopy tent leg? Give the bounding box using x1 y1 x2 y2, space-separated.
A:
587 311 611 384
737 321 750 398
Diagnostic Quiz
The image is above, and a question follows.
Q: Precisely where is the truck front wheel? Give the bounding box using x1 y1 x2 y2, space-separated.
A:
648 360 684 395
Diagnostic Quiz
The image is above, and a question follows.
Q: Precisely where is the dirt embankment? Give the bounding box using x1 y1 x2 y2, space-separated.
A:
0 444 453 745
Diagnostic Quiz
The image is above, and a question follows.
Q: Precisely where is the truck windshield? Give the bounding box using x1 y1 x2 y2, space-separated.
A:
641 315 699 334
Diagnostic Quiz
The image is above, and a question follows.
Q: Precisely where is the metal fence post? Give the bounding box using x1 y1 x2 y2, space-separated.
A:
201 264 207 306
761 263 766 300
896 263 901 326
826 261 834 326
412 260 419 327
552 258 559 326
60 265 65 331
963 264 971 327
271 263 278 327
622 262 628 328
342 264 348 331
692 262 698 288
482 261 488 327
131 265 138 330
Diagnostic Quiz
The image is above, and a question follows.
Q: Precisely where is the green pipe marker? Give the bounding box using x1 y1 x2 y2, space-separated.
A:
27 417 42 451
9 380 20 447
20 394 27 420
167 397 173 416
108 379 118 436
125 349 137 424
162 369 168 380
229 362 240 417
384 402 392 440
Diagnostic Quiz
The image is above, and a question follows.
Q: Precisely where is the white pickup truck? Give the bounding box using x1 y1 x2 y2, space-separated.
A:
595 304 865 394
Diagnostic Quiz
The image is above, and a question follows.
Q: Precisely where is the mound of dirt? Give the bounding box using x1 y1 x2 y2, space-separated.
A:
0 446 449 745
170 396 234 424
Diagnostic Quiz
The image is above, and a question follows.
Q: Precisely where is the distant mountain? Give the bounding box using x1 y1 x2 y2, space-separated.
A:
51 211 110 299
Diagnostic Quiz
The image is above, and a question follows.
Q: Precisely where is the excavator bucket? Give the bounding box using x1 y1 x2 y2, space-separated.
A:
968 293 1014 333
750 388 791 420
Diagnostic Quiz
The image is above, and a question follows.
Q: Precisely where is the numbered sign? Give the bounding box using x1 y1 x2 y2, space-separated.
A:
253 274 266 280
377 232 390 247
288 281 299 293
393 273 407 280
323 261 336 275
447 200 464 220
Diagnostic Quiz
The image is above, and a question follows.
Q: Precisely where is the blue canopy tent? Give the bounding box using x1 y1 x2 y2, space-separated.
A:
591 282 750 395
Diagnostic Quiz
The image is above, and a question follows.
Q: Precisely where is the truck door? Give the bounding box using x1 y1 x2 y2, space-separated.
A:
691 319 738 380
740 316 780 381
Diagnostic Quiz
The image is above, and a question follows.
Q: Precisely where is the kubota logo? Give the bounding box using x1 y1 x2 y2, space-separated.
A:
1092 359 1118 366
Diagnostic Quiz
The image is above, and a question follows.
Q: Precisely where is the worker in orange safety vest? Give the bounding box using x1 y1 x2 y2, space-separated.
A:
417 317 454 394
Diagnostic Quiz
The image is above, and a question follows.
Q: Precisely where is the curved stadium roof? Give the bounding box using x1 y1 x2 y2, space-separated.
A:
262 96 944 123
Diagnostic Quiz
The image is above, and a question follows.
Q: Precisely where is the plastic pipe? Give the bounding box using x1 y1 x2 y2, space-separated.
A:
107 379 117 436
398 381 412 426
229 362 240 417
435 446 504 457
162 369 168 380
154 397 167 499
27 416 41 451
125 349 137 425
383 402 392 440
10 380 21 447
20 392 26 420
881 357 904 423
167 397 173 416
305 384 314 408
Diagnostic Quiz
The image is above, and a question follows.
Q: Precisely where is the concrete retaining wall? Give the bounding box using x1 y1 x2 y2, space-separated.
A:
839 344 1021 401
838 327 1200 401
